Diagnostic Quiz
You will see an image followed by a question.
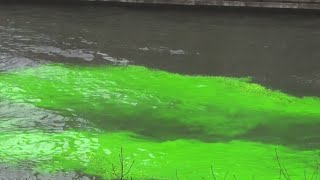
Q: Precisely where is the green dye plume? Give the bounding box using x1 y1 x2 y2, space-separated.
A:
0 64 319 142
0 130 318 179
0 64 319 179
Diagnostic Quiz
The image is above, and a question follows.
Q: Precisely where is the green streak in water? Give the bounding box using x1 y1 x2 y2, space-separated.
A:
0 64 319 179
1 64 319 140
0 130 318 179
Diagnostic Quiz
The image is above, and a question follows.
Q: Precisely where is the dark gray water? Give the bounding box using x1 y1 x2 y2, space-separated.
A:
1 5 320 97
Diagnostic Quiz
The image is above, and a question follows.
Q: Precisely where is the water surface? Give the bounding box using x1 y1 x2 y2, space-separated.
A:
0 4 320 179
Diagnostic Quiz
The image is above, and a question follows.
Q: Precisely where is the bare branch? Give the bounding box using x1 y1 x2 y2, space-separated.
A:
112 163 119 177
210 165 217 180
311 165 319 180
233 174 238 180
124 160 135 177
224 170 229 180
275 148 290 180
176 170 180 180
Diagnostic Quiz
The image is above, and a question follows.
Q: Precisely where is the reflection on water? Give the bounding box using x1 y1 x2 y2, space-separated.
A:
0 54 37 71
0 4 320 180
0 165 97 180
0 101 91 132
0 131 101 179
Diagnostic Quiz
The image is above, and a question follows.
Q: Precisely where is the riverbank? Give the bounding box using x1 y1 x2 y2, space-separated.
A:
91 0 320 10
2 0 320 10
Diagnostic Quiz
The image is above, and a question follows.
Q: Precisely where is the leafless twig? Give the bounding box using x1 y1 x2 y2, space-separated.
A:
275 148 290 180
210 165 217 180
112 147 134 180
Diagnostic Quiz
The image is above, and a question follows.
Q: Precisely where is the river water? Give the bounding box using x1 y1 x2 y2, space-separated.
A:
0 4 320 180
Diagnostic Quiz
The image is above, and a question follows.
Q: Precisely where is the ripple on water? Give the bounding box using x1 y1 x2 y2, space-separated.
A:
0 101 92 132
0 24 130 69
0 164 100 180
0 53 39 71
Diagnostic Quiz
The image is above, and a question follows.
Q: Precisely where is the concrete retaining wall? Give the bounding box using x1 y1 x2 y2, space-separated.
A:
90 0 320 9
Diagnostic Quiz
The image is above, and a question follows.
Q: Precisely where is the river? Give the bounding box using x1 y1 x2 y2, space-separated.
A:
0 4 319 180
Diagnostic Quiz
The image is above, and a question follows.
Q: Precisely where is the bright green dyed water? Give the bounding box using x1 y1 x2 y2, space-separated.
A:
0 130 318 179
0 64 319 179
